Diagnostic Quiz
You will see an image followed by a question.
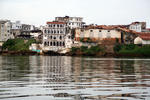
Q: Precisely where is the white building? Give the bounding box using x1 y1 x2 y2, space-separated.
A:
55 16 85 29
11 21 22 29
65 33 73 48
11 21 22 37
30 30 42 39
75 25 137 44
0 20 14 42
42 21 67 51
129 22 146 32
134 33 150 44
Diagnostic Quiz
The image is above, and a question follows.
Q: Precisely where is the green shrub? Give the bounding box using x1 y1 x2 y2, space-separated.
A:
124 44 136 50
113 44 122 52
80 46 88 52
2 38 36 51
71 47 79 53
71 45 103 56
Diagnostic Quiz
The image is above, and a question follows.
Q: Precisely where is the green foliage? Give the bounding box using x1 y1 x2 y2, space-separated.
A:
116 38 119 43
114 44 150 56
71 45 103 56
2 38 36 51
124 44 136 50
90 45 102 52
80 38 92 43
80 38 84 42
113 44 122 52
80 46 88 52
71 47 80 53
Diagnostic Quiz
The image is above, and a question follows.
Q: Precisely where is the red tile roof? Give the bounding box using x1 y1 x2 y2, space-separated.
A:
138 33 150 40
46 22 66 24
84 25 138 34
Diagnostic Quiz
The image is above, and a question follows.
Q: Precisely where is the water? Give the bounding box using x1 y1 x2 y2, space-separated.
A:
0 56 150 100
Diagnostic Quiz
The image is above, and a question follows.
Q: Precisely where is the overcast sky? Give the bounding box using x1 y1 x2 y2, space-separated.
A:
0 0 150 27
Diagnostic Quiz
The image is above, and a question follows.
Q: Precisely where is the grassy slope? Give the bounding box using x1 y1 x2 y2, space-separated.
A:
2 38 36 51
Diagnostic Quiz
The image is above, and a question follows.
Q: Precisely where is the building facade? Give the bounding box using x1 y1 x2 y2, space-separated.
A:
21 24 33 35
129 22 146 32
134 33 150 44
75 25 138 44
11 21 22 37
42 22 67 51
55 16 85 29
0 20 14 42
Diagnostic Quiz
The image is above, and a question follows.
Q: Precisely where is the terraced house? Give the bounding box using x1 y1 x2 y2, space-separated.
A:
75 25 138 45
42 21 67 51
0 20 14 42
55 16 85 29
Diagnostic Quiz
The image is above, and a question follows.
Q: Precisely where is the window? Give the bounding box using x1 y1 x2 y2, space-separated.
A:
99 30 101 32
53 42 56 46
90 30 93 32
44 30 46 33
108 30 110 32
50 36 52 39
57 25 59 28
60 36 62 40
63 42 65 46
50 42 52 46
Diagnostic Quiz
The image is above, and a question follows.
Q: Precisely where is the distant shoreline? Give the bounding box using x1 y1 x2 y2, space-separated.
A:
1 50 150 58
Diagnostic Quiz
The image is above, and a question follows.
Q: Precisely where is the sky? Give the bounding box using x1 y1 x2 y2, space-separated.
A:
0 0 150 27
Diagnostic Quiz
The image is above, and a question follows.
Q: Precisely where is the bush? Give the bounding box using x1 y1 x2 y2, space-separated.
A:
2 38 36 51
80 46 88 52
116 44 150 56
71 45 103 56
124 44 136 50
71 47 79 53
113 44 122 52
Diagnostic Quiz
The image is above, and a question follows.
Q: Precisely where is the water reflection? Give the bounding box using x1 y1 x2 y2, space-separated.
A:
0 56 150 100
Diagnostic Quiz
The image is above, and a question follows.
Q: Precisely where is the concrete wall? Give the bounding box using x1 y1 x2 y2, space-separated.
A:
75 28 121 40
142 40 150 44
129 24 142 32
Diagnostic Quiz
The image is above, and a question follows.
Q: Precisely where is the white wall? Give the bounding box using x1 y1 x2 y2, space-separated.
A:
76 28 121 39
142 40 150 44
129 24 142 32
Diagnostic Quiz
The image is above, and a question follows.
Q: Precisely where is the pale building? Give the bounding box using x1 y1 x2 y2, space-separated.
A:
0 20 14 42
65 33 73 48
42 21 67 51
30 30 42 39
11 21 22 29
55 16 85 29
11 21 22 37
75 25 137 44
21 24 34 35
129 22 146 32
134 33 150 44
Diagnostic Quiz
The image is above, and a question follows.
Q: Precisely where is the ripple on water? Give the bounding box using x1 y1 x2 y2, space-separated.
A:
0 56 150 100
